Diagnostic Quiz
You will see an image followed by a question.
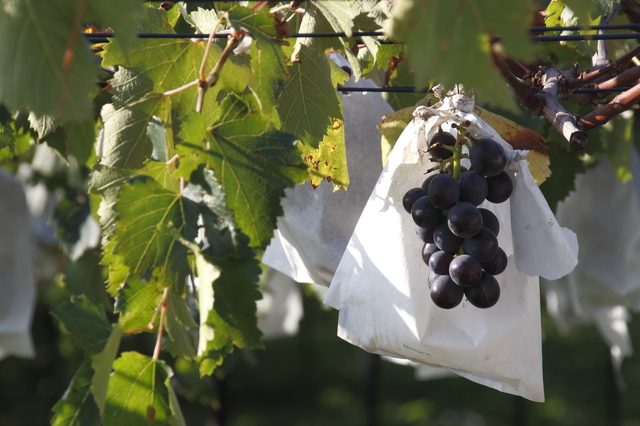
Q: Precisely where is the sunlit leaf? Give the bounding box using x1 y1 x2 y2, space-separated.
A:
51 360 100 426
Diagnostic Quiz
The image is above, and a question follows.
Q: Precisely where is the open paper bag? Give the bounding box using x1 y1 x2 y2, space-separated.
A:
325 89 579 402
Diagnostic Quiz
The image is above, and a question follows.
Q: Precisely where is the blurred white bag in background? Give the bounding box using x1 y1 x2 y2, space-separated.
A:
545 153 640 380
324 88 578 402
0 169 35 360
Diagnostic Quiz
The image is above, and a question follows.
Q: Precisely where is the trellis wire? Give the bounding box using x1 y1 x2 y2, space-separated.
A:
89 21 640 95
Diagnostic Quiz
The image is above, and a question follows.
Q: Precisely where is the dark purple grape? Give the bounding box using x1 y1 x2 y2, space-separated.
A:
422 243 440 265
449 254 482 287
403 188 428 213
411 196 442 228
416 226 435 243
486 171 513 204
433 220 463 253
463 227 498 262
427 174 460 209
478 208 500 237
469 138 507 177
464 272 500 308
428 131 456 160
481 247 508 275
428 251 454 275
431 275 464 309
421 174 437 190
447 202 483 238
428 271 442 289
458 172 488 206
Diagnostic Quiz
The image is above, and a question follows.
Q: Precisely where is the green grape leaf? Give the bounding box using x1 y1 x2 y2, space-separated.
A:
177 97 309 248
189 229 262 376
226 5 290 117
51 296 112 357
59 249 111 309
102 7 251 118
51 360 100 426
164 292 197 359
277 45 344 148
104 352 180 426
0 120 15 161
387 0 536 111
0 0 97 121
115 279 163 331
91 324 123 418
298 118 348 189
365 44 404 74
103 177 199 293
89 164 133 245
384 61 429 111
603 113 634 183
310 0 359 37
98 94 170 170
52 190 100 261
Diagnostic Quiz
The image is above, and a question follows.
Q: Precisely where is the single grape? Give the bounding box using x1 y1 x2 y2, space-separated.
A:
458 172 488 206
486 171 513 204
431 275 464 309
449 254 482 287
403 188 428 213
478 208 500 237
422 243 440 265
428 131 456 160
469 138 507 177
416 226 435 243
427 174 460 210
428 251 454 275
463 227 499 262
421 174 437 190
411 196 443 228
481 247 508 275
433 220 463 253
428 271 442 289
464 272 500 308
447 202 483 238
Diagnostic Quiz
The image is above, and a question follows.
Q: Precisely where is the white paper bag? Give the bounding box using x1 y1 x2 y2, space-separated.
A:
0 170 36 360
325 89 578 402
545 155 640 379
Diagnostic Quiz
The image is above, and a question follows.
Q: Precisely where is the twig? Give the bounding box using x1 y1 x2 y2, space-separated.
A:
564 44 640 89
491 51 543 112
153 287 170 360
199 19 223 82
196 28 244 113
163 79 199 96
539 68 589 149
579 83 640 131
597 65 640 89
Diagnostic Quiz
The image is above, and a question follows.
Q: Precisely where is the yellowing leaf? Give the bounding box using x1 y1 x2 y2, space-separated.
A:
298 118 348 190
526 151 552 186
377 106 417 165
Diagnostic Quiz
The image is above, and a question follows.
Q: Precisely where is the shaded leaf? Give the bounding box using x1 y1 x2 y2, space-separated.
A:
164 292 197 359
51 296 112 357
52 190 100 261
51 360 100 426
177 97 308 248
91 325 123 418
387 0 536 110
103 176 198 293
97 94 169 170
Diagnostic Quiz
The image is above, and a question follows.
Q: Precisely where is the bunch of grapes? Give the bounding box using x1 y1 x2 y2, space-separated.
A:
402 128 513 309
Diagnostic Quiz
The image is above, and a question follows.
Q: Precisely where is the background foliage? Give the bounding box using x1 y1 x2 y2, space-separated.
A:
1 0 640 425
